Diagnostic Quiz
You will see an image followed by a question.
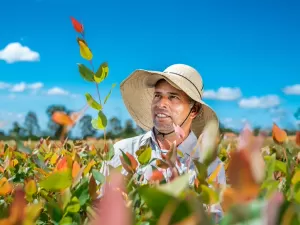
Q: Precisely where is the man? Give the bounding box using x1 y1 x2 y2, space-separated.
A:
103 64 226 219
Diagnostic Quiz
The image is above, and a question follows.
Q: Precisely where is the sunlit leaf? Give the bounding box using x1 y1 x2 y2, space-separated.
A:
39 169 72 191
78 63 94 82
91 110 107 130
65 196 80 213
136 146 152 165
70 16 84 33
72 161 81 179
94 62 109 83
156 159 169 169
157 173 190 197
83 160 96 176
23 202 44 225
85 93 102 110
77 38 93 61
0 177 12 196
50 153 59 165
104 83 116 104
207 163 222 183
272 123 287 144
25 179 37 196
200 185 219 205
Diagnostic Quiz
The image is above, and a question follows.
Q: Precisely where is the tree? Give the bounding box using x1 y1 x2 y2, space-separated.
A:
79 115 97 139
46 104 69 139
23 111 40 137
9 122 24 137
122 119 138 138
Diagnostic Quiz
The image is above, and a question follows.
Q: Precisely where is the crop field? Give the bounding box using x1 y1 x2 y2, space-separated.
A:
0 17 299 225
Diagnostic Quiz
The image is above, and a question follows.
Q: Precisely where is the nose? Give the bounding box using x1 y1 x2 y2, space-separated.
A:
156 96 169 108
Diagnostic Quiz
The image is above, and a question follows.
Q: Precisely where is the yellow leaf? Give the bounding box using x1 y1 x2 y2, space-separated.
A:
292 170 300 185
23 202 44 225
25 179 37 196
83 160 96 176
207 163 222 183
77 38 93 60
50 153 59 165
72 161 81 179
0 177 12 196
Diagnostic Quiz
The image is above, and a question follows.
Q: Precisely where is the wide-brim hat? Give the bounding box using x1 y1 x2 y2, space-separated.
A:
120 64 219 138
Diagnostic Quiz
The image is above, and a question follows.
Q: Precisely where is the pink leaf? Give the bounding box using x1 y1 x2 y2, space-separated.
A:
92 171 132 225
173 123 185 140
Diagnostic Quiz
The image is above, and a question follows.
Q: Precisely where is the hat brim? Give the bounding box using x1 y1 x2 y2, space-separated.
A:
120 69 219 138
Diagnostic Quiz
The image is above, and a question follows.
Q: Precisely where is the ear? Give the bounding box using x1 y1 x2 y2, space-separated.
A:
190 103 201 119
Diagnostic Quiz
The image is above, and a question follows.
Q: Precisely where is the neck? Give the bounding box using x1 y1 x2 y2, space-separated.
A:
153 127 190 150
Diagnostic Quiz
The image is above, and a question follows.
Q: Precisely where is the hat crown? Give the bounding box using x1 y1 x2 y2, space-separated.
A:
163 64 204 95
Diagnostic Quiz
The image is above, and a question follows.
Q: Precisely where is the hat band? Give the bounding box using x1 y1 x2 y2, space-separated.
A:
163 71 203 99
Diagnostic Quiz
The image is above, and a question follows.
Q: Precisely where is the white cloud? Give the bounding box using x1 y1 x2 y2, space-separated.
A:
0 42 40 64
47 87 69 96
238 95 280 109
28 82 43 90
10 82 26 92
203 87 242 100
283 84 300 95
0 82 11 89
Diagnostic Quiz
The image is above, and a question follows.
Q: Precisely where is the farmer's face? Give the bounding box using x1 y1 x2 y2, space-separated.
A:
151 80 193 133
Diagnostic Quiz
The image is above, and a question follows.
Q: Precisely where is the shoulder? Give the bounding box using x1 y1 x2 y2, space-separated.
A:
108 132 151 168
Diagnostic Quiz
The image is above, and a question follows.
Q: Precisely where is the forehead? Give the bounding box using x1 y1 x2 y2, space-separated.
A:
154 79 188 97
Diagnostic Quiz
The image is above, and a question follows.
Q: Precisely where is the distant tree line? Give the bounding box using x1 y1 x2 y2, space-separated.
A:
0 105 299 141
0 104 144 141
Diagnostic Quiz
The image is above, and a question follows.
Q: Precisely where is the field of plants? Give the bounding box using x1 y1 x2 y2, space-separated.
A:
0 17 300 225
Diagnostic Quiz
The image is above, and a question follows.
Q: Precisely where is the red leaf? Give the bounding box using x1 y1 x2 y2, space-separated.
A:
70 16 84 33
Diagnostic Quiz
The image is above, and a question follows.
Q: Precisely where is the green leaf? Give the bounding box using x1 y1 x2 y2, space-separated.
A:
39 169 72 191
78 63 94 82
94 62 109 83
92 169 105 184
136 146 152 165
104 83 116 104
200 185 219 205
264 156 287 174
193 160 208 184
138 186 193 224
46 200 63 223
85 93 102 110
59 216 73 225
157 173 190 197
73 178 90 206
91 111 107 130
65 196 80 213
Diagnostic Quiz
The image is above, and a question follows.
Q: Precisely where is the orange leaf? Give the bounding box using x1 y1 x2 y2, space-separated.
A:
0 177 12 196
227 149 260 201
72 161 81 179
150 170 164 182
52 111 74 126
70 16 84 33
272 123 287 144
296 131 300 146
8 188 27 224
126 152 138 172
89 176 97 200
56 157 69 171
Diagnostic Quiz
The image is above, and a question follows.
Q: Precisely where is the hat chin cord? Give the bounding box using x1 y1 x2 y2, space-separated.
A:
154 102 195 139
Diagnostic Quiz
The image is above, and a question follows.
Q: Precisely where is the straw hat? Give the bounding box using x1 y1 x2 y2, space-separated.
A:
120 64 219 138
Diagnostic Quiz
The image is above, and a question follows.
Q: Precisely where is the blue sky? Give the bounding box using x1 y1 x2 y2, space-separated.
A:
0 0 299 136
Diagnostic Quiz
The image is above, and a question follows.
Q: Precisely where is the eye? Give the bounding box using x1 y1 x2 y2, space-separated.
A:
169 95 179 100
